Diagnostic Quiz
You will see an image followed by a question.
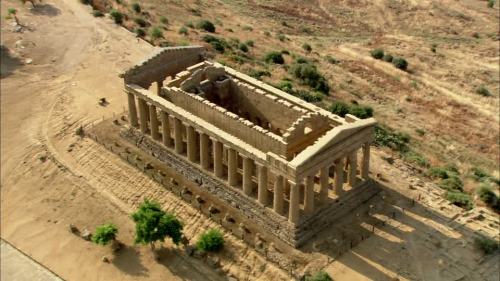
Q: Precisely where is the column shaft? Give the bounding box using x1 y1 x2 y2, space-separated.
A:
174 118 183 154
335 159 344 195
200 133 210 170
186 126 196 162
227 148 238 186
289 181 300 224
161 112 172 147
149 104 159 140
273 175 284 214
349 151 358 187
361 143 370 179
213 140 223 178
304 176 314 214
242 157 253 195
257 165 268 205
127 92 138 127
138 98 148 134
319 166 329 201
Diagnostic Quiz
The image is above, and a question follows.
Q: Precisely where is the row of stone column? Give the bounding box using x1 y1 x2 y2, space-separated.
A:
127 92 371 225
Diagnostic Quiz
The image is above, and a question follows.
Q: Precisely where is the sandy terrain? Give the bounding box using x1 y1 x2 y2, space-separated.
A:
1 0 499 281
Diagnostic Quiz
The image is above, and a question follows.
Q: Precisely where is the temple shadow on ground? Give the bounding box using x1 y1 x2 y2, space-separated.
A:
30 4 61 17
303 180 498 280
0 45 23 78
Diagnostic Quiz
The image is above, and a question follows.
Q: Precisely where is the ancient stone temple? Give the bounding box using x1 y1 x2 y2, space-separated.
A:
120 46 378 248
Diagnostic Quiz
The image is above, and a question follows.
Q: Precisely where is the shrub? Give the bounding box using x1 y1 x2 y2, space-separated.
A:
242 25 253 31
472 167 490 181
290 62 329 94
476 86 491 97
306 271 333 281
196 19 215 32
131 3 141 13
75 125 84 137
134 17 147 27
294 90 323 102
150 27 163 39
109 9 123 24
135 27 146 37
477 184 498 206
248 69 271 80
475 236 499 254
185 21 194 28
196 228 224 252
160 16 168 25
275 81 293 93
374 125 410 153
302 43 312 53
277 34 286 41
431 44 437 53
426 167 450 179
329 101 350 117
203 35 228 53
238 43 249 52
92 223 118 246
370 48 384 59
488 0 495 8
403 151 429 168
446 191 473 210
392 57 408 70
348 104 374 119
281 50 290 55
264 31 271 36
382 54 393 62
439 176 464 192
325 55 339 64
93 10 104 17
179 26 188 35
265 51 285 64
245 40 254 47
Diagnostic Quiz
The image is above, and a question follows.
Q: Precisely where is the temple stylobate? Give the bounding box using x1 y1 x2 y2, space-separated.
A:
120 46 378 247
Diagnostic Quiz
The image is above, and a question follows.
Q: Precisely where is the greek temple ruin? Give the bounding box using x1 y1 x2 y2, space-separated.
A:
119 46 378 247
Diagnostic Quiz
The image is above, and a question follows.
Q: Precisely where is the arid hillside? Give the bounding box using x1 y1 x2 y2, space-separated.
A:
86 0 499 203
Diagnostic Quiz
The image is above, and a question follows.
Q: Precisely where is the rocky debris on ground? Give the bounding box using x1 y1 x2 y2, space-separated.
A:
80 228 92 241
102 256 109 263
69 224 79 234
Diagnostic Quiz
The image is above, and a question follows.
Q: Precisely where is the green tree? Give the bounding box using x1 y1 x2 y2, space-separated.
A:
92 223 118 246
196 228 224 252
328 101 350 117
132 199 183 252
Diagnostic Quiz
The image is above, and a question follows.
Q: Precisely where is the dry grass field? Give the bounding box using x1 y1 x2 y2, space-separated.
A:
1 0 498 280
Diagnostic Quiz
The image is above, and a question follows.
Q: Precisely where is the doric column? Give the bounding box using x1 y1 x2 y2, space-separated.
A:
243 157 253 196
257 165 268 205
288 181 300 224
304 176 315 214
174 118 183 154
361 143 370 180
348 150 358 187
200 133 210 170
334 159 344 195
213 140 223 178
273 175 284 214
319 166 329 202
127 92 138 127
161 112 172 147
149 104 159 140
138 98 148 134
186 125 196 162
227 148 238 186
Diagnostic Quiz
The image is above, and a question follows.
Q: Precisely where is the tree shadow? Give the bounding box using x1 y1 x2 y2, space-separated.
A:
302 180 498 280
112 245 149 277
30 4 61 17
0 45 23 78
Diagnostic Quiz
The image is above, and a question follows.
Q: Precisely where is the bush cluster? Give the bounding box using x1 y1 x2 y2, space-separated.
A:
110 9 123 24
475 236 499 254
446 191 473 210
178 26 188 35
370 48 384 59
196 19 215 32
93 10 104 17
274 81 323 103
373 125 410 153
328 101 373 119
196 228 224 252
370 48 408 70
134 17 148 27
392 57 408 70
150 27 163 40
131 3 141 13
476 86 492 97
290 61 329 94
248 69 271 80
302 43 312 53
203 35 228 53
306 271 333 281
92 223 118 246
264 51 285 64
